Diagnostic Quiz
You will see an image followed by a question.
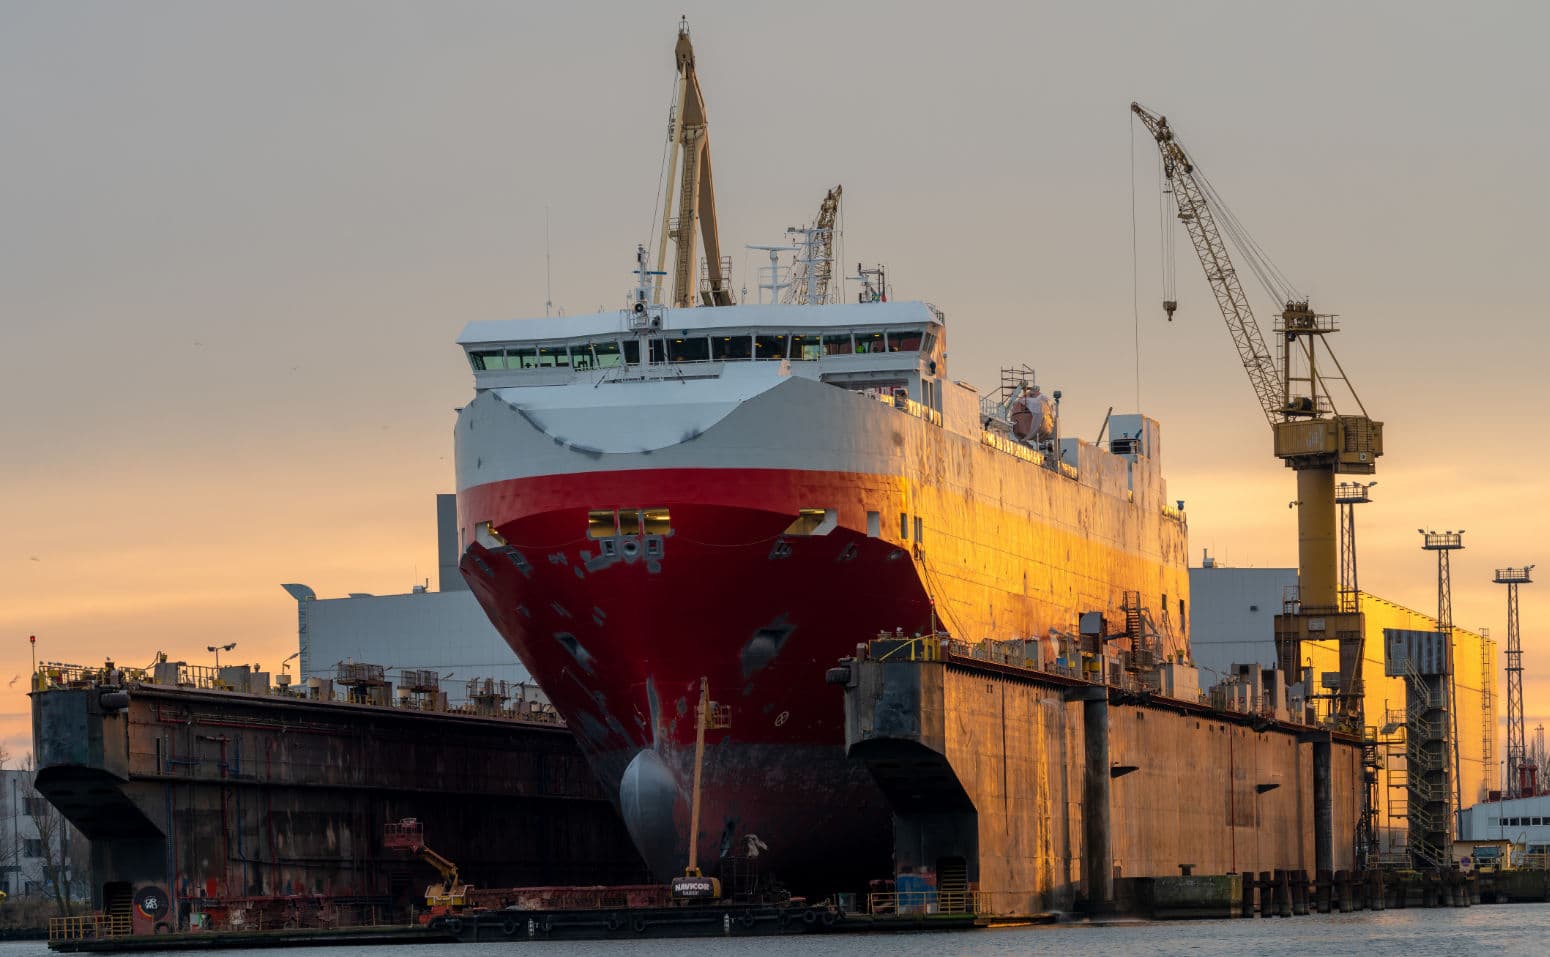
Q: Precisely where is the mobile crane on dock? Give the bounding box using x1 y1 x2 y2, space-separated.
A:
1130 102 1383 729
385 818 471 918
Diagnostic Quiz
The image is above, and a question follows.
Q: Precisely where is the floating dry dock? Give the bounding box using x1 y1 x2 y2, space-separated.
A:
833 634 1364 916
32 662 645 938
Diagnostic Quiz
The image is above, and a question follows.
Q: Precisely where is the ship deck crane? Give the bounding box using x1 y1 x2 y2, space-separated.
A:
1131 103 1383 728
782 185 843 306
653 18 734 309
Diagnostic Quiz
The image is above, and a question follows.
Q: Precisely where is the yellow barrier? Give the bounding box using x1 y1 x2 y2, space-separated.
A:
48 914 132 942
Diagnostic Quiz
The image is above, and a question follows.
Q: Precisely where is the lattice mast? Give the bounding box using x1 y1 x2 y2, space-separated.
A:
1496 565 1533 798
1336 481 1375 721
782 185 843 306
1131 103 1382 722
1422 530 1465 814
652 19 734 308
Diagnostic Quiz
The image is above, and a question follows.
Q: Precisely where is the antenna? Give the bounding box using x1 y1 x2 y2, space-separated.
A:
545 205 553 318
745 243 798 304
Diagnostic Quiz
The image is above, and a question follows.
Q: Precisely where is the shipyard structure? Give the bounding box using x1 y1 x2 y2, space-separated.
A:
31 660 645 933
1194 566 1500 861
33 21 1506 936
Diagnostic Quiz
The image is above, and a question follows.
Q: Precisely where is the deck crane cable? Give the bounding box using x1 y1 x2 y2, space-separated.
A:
645 72 680 272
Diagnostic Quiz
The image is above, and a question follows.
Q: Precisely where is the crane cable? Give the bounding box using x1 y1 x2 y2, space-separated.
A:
644 73 679 262
1129 114 1141 411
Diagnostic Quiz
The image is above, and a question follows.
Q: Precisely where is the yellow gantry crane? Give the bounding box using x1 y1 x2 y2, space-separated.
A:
1131 102 1383 726
653 19 734 309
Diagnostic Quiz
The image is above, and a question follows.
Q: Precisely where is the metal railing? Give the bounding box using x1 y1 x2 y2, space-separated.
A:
865 890 980 915
871 390 943 426
49 914 131 943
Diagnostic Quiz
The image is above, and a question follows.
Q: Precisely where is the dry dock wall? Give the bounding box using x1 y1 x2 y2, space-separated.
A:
842 657 1360 916
33 684 645 931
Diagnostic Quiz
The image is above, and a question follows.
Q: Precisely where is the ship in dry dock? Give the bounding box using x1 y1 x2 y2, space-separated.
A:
453 21 1192 894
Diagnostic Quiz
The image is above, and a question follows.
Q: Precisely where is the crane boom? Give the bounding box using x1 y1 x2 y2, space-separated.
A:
653 20 734 308
783 185 842 306
1131 103 1283 425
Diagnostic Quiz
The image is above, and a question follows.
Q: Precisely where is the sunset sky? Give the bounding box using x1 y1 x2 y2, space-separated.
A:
3 2 1548 765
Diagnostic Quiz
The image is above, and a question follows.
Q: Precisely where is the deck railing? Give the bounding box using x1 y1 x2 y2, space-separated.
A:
48 914 132 943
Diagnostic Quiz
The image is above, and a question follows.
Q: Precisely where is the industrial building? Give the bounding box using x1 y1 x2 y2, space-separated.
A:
0 768 88 901
1458 795 1550 854
284 495 532 703
1190 564 1499 858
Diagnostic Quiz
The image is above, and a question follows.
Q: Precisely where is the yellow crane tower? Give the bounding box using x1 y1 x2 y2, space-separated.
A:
653 18 734 309
1131 103 1383 727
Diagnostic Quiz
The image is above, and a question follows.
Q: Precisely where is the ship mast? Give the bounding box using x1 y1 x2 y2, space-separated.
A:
652 18 733 309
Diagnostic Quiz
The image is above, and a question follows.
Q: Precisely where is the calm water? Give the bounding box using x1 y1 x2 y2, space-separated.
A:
5 906 1547 957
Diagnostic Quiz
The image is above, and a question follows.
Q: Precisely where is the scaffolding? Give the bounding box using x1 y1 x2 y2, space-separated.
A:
1385 625 1453 870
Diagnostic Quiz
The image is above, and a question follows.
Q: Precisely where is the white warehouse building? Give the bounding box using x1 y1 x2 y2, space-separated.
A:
1458 794 1550 855
283 495 533 703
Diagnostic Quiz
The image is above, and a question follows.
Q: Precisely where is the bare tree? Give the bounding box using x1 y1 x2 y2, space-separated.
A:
24 757 74 915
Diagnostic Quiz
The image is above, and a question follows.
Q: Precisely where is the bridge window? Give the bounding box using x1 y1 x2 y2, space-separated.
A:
667 337 710 363
535 345 572 368
469 350 503 371
790 333 822 360
887 328 924 352
592 340 624 368
508 346 539 369
754 334 789 359
712 335 752 360
856 330 886 354
823 332 853 355
623 340 641 364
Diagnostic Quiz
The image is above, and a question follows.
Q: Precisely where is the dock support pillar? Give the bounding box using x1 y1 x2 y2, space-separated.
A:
1313 736 1333 876
1081 689 1114 910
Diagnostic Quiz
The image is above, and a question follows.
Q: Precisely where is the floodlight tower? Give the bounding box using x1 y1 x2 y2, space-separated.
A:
1420 530 1465 819
1495 564 1533 798
1335 481 1375 722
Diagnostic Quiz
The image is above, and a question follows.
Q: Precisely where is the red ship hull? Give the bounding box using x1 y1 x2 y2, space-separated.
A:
459 467 928 891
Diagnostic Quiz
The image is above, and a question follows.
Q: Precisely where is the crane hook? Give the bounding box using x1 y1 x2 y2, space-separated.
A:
1162 300 1177 322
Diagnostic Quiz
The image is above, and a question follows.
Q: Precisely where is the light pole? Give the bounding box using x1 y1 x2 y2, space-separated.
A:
207 643 236 672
